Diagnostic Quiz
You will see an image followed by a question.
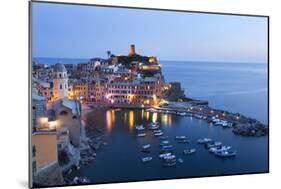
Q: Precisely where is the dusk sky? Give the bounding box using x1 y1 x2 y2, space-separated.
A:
32 2 268 63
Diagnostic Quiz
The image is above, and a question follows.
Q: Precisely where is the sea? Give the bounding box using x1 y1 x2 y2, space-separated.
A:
33 57 269 184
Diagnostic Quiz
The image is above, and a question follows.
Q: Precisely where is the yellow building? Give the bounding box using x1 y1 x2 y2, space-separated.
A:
32 131 58 170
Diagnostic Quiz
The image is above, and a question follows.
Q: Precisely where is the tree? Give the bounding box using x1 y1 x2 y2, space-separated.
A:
106 50 111 58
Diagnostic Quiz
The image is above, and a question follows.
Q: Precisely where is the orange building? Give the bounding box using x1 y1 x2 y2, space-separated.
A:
32 131 58 170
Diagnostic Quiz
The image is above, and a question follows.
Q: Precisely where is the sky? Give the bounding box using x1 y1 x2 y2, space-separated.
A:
32 2 268 63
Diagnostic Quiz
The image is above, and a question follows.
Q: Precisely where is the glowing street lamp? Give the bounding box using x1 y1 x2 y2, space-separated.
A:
48 121 57 130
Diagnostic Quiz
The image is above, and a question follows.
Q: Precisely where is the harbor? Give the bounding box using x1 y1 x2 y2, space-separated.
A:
65 108 268 184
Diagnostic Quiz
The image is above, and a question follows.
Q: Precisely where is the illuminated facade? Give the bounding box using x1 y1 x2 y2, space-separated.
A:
106 75 163 105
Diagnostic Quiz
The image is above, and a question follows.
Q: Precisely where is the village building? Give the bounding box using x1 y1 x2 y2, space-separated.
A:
53 63 69 100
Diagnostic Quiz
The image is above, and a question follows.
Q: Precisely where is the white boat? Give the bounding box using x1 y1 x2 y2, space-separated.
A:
142 144 151 150
160 140 170 146
149 125 159 130
214 149 236 157
183 149 196 155
142 156 153 162
206 141 222 149
178 112 187 116
178 158 184 163
197 138 212 144
137 133 146 137
154 132 163 136
209 146 231 153
163 154 176 160
161 145 173 150
153 129 162 133
159 152 172 159
135 124 145 131
175 136 187 140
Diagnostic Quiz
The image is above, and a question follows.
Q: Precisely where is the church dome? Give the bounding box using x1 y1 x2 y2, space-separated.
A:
54 63 67 72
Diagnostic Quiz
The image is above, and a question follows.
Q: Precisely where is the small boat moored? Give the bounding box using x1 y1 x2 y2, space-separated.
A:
154 132 164 137
142 156 153 162
183 149 196 155
175 136 187 140
214 149 236 158
137 133 146 137
178 158 184 163
135 124 145 131
159 140 170 146
197 138 212 144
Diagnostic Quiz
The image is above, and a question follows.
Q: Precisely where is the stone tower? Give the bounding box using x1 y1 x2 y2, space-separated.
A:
53 63 68 100
129 44 135 56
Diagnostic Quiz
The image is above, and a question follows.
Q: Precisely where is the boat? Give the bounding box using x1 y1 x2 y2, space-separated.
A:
222 122 233 128
205 141 222 149
142 144 151 150
178 158 184 163
183 149 196 155
178 112 187 116
197 138 212 144
137 133 146 137
214 149 236 157
153 129 162 133
72 176 90 184
161 145 174 150
209 146 231 153
159 152 172 159
163 154 176 160
159 140 170 146
175 136 187 140
135 124 145 131
149 124 160 130
142 156 153 162
154 132 164 136
194 114 203 119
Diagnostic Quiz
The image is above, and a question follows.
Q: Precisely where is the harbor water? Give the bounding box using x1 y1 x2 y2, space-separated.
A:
70 60 268 183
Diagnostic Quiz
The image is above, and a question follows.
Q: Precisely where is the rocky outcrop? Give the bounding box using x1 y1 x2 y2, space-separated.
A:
232 123 268 136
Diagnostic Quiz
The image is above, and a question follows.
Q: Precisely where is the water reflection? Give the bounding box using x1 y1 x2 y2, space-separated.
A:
106 110 115 132
145 111 150 121
161 114 172 126
152 112 158 123
128 111 135 131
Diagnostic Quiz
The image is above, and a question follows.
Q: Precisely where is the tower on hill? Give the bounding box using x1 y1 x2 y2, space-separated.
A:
129 44 135 56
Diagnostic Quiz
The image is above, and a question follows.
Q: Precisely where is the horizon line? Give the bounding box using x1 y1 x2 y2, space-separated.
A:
32 56 267 65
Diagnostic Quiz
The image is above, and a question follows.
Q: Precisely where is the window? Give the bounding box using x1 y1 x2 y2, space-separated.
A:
59 73 62 78
60 84 62 89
